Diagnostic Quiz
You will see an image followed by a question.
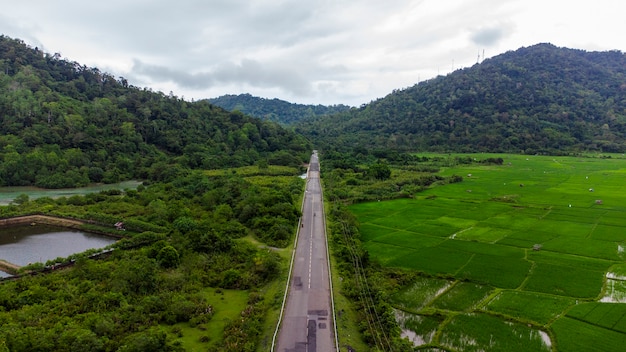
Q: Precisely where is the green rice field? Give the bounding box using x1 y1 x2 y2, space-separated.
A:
351 154 626 351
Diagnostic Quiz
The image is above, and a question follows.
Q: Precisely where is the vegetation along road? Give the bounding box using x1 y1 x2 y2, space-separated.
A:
274 151 338 352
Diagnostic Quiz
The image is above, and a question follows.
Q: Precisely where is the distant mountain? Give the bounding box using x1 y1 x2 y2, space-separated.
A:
208 93 351 125
0 36 310 187
296 43 626 154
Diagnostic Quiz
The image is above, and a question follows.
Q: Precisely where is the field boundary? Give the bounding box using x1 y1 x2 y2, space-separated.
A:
0 259 20 274
0 214 86 228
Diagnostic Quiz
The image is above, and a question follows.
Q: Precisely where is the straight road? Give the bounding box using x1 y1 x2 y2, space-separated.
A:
274 151 337 352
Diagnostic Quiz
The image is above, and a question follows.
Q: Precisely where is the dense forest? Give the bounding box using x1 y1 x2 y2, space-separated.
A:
207 93 351 125
0 35 311 351
296 43 626 154
0 36 310 188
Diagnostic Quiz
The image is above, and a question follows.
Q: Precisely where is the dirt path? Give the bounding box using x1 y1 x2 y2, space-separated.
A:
0 215 86 228
0 259 21 274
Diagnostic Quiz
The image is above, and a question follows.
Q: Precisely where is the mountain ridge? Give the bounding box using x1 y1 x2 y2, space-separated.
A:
207 93 351 125
295 43 626 154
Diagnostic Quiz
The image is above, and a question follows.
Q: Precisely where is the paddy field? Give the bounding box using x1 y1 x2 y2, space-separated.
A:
350 154 626 351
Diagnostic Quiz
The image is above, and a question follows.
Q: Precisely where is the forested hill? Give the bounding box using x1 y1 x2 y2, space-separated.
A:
0 35 310 188
296 43 626 154
207 93 351 125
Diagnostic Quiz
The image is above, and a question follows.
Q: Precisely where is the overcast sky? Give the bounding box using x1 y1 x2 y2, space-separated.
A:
2 0 625 106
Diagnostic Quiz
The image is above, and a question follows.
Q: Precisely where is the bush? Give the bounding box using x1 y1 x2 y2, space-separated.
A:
157 246 180 269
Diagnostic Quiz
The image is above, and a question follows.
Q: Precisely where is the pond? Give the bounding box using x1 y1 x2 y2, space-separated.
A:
0 180 143 205
0 224 117 274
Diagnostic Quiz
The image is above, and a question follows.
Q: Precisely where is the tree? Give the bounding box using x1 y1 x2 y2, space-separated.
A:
117 328 170 352
157 246 180 269
111 255 158 295
369 162 391 180
11 193 29 205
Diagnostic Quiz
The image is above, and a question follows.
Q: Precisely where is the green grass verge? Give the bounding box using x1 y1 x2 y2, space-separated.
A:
168 287 249 351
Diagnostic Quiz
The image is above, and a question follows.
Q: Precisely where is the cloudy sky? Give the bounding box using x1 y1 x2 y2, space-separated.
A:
2 0 625 106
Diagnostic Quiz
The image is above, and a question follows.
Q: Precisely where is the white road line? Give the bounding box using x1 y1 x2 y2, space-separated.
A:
309 200 314 289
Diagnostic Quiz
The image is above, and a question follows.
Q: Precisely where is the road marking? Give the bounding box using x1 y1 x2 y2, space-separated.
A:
309 200 315 289
309 230 313 288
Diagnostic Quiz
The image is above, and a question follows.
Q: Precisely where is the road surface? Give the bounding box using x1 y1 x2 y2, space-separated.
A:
274 151 337 352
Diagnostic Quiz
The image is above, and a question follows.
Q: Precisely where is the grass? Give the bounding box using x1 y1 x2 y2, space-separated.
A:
348 154 626 351
522 263 605 298
370 230 444 250
454 226 511 243
395 310 444 345
168 287 249 351
256 264 292 352
484 290 575 325
456 254 531 289
389 276 452 312
551 316 626 352
204 165 302 177
328 240 370 352
388 246 473 275
591 224 626 242
566 303 626 333
439 313 551 352
430 282 493 312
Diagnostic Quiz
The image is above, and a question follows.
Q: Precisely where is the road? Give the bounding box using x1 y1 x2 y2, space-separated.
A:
274 151 337 352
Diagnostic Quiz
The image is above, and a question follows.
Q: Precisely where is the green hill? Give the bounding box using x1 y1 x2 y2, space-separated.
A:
207 93 351 125
0 36 310 187
296 43 626 154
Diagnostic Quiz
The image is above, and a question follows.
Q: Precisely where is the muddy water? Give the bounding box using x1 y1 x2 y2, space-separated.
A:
0 224 117 271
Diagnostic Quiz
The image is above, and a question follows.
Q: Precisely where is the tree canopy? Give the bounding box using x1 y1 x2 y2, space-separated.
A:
207 93 351 125
0 35 311 188
296 43 626 154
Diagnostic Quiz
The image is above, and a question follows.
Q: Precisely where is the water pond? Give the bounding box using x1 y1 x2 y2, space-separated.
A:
0 224 117 274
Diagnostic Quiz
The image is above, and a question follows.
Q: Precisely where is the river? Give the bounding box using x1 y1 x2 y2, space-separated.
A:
0 224 117 276
0 180 143 205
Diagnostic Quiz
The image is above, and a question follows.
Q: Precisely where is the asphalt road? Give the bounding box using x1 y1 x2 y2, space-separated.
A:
274 151 336 352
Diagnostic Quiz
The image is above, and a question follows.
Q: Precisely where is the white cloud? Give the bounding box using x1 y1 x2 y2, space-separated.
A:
1 0 625 106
